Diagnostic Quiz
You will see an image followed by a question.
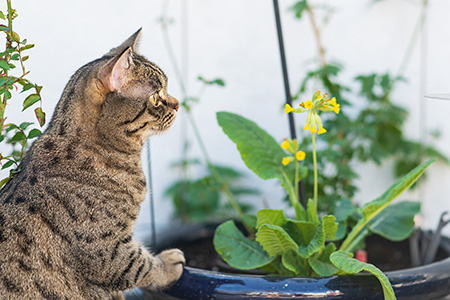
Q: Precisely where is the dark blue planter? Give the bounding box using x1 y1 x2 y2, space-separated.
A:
126 224 450 300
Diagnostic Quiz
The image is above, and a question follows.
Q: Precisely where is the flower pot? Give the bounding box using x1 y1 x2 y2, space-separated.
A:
126 222 450 300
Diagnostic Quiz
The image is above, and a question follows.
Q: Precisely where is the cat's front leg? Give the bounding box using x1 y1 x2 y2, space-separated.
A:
145 249 185 291
105 239 185 293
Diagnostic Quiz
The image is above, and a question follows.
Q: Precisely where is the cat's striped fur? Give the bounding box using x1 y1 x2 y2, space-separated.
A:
0 29 184 300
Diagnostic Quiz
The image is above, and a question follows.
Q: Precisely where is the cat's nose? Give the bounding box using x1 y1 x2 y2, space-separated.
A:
168 94 180 111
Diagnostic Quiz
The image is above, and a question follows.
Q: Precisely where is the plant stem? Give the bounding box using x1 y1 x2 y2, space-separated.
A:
160 3 248 228
295 160 299 202
312 132 318 214
306 3 327 68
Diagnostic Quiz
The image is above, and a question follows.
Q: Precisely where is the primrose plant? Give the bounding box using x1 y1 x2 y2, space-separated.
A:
213 90 433 300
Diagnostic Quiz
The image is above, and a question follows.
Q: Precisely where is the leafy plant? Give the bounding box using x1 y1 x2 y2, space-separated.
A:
0 0 45 187
213 91 433 300
289 0 447 213
164 75 256 223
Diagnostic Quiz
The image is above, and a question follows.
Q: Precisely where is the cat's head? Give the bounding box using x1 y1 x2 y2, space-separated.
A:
49 29 179 153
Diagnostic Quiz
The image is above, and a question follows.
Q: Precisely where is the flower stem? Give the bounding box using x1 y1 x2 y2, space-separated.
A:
312 132 318 214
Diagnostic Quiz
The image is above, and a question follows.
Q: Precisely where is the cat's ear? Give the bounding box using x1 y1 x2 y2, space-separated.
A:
98 47 133 93
104 28 142 57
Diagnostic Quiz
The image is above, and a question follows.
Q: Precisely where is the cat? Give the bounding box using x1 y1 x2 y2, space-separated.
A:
0 29 185 300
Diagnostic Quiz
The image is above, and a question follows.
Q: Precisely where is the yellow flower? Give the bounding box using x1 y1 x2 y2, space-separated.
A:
284 104 295 114
281 139 289 150
318 126 327 135
304 123 311 131
332 104 340 114
310 125 317 133
329 97 337 106
282 157 291 166
304 100 313 110
296 151 306 161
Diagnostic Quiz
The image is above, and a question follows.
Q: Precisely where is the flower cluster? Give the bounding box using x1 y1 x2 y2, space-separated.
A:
285 90 339 135
281 138 306 166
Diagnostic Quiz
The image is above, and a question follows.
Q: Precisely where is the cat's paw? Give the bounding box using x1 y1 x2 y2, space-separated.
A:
158 249 185 286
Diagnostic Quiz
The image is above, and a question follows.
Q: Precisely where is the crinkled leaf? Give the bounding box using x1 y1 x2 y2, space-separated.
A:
330 251 396 300
308 243 339 277
214 221 274 270
282 219 316 246
256 209 288 229
282 250 309 276
298 215 337 258
368 201 420 241
256 224 298 257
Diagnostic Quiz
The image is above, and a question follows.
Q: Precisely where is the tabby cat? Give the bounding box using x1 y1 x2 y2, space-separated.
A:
0 29 185 300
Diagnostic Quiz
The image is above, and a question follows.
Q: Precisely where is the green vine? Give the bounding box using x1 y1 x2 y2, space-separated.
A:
0 0 45 187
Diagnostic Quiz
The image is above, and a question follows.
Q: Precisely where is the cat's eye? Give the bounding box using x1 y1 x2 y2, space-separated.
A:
150 94 158 106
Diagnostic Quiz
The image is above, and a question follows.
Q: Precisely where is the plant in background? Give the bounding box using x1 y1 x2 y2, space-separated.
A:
0 0 45 187
213 90 432 300
289 0 448 214
163 75 257 223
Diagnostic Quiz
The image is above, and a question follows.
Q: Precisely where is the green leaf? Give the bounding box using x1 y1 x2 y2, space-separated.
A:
0 59 10 70
34 107 46 127
291 0 308 19
333 198 355 222
330 251 396 300
256 224 298 257
297 215 337 258
1 160 14 170
282 219 316 246
0 177 11 189
197 76 225 86
308 243 339 277
340 159 434 252
282 250 308 276
243 214 257 229
217 112 289 181
19 122 33 130
27 128 41 139
8 131 26 143
307 198 319 224
19 44 34 51
256 209 288 229
214 221 274 269
0 11 6 20
21 83 34 92
217 112 307 216
22 94 41 111
368 201 420 241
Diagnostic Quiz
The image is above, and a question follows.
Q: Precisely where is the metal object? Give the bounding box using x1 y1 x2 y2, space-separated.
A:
272 0 306 206
424 93 450 100
146 140 157 247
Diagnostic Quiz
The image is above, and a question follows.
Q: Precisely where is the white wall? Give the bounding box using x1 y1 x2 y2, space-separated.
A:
3 0 450 238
